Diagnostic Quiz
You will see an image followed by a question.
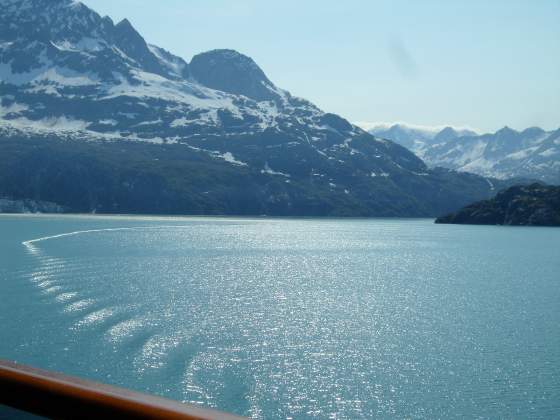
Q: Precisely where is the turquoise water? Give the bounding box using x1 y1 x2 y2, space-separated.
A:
1 215 559 419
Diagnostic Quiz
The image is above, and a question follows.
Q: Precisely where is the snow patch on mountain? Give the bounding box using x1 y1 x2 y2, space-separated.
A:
214 152 247 166
0 102 29 117
0 114 89 132
51 37 106 53
147 44 187 77
261 162 290 177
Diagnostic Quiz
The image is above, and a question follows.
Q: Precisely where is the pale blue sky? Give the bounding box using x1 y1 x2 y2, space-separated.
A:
82 0 560 133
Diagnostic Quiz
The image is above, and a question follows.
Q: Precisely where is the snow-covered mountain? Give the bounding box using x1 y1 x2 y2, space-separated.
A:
421 127 560 183
367 124 560 184
365 123 477 151
0 0 503 216
0 0 321 142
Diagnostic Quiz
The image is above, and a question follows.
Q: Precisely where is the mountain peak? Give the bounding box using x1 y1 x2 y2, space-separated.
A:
433 126 460 143
114 18 142 39
112 17 168 76
1 0 73 5
493 126 520 142
190 49 280 101
497 126 517 134
521 126 545 137
1 0 92 15
0 0 110 47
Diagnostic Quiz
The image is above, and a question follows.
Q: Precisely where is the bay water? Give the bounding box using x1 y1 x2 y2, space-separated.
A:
1 215 559 418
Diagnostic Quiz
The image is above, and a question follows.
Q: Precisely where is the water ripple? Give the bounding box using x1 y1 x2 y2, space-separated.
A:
12 219 560 419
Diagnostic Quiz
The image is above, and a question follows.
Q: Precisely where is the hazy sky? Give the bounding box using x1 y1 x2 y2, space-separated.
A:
82 0 560 133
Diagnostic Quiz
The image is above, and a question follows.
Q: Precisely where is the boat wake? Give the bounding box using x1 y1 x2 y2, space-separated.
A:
23 227 166 250
20 223 267 417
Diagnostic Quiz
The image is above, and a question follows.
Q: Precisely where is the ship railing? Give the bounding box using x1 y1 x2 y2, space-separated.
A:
0 359 245 419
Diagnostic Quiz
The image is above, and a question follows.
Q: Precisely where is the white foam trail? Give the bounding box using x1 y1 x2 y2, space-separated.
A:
106 318 145 343
56 292 78 303
64 299 94 313
43 286 63 295
37 280 56 288
22 225 196 250
74 308 116 328
23 227 143 247
29 274 51 283
136 333 184 371
22 225 192 335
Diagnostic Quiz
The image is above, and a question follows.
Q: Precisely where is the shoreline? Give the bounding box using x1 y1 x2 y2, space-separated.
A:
0 212 436 222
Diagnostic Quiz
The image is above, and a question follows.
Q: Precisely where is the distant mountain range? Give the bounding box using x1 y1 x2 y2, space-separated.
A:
0 0 509 216
364 123 478 150
366 123 560 184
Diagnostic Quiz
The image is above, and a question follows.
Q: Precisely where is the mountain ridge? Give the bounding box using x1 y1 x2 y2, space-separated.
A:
0 0 505 216
367 123 560 183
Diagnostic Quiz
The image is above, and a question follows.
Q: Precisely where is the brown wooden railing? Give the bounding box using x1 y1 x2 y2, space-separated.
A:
0 359 246 419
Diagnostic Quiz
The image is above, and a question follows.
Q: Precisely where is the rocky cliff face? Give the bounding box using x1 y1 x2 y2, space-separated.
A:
436 183 560 226
190 49 279 102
